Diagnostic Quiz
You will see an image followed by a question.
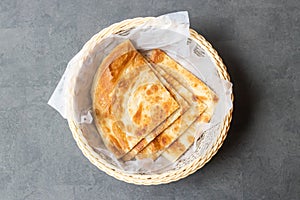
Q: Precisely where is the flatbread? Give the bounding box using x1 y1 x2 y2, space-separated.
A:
135 63 207 160
144 49 219 162
91 41 179 158
121 63 190 161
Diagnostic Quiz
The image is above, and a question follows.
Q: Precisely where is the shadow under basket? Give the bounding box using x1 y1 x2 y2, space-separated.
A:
67 17 234 185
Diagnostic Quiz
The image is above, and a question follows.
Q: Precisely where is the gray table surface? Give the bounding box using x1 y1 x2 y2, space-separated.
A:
1 0 299 199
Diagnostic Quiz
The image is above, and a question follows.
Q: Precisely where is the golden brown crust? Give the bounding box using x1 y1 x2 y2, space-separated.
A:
91 41 179 158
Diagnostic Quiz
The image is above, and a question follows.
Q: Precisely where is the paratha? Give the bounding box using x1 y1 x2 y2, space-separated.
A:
135 62 207 160
144 49 219 162
91 41 179 158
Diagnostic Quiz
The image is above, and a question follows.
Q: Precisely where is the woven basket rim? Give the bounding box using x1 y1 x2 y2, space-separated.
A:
67 17 234 185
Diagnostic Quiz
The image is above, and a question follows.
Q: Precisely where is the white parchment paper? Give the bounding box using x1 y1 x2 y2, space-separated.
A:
48 11 233 174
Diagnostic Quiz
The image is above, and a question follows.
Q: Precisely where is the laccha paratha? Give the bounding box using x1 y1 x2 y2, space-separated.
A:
91 42 179 158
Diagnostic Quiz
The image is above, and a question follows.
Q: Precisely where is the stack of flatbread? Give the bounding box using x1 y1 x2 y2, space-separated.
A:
91 40 218 163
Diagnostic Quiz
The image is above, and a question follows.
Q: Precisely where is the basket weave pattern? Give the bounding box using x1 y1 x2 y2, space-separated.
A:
67 17 234 185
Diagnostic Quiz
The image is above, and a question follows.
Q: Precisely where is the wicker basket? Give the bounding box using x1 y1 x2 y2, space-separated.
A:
67 17 234 185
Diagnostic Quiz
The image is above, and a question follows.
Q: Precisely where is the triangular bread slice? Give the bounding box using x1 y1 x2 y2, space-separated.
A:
135 62 207 160
121 62 190 161
144 49 219 162
91 41 179 158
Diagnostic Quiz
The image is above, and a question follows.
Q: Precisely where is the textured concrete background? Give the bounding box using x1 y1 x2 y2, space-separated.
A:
1 0 299 199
